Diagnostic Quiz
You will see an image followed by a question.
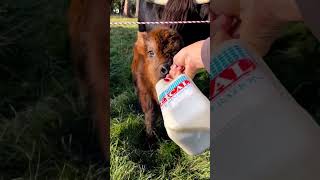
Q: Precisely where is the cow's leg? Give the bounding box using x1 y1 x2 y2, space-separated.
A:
139 91 157 137
85 0 108 162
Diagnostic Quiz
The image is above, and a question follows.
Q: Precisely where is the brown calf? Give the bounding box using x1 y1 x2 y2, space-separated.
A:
131 27 183 137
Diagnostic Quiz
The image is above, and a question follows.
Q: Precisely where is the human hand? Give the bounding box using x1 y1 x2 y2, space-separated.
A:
164 64 183 81
172 40 206 79
171 15 234 79
212 0 303 56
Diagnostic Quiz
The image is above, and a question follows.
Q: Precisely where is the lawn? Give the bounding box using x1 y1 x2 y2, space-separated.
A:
1 2 319 179
110 16 210 179
0 1 108 179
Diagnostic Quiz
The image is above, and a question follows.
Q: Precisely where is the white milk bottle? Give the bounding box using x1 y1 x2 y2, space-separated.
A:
211 39 320 180
155 74 210 155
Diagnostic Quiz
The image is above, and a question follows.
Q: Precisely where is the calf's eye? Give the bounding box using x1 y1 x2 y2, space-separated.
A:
147 50 155 58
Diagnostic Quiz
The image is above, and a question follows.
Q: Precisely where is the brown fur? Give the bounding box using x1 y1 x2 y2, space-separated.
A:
161 0 195 29
131 27 183 137
68 0 108 161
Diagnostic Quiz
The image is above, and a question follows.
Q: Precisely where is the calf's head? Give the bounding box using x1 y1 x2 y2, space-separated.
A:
131 26 184 137
133 27 184 100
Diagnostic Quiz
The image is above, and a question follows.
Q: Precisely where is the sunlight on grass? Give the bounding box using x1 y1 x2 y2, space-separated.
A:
1 4 320 179
110 16 210 179
0 1 108 178
110 16 138 29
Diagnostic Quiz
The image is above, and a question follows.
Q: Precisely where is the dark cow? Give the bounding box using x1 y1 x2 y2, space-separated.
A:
68 0 108 161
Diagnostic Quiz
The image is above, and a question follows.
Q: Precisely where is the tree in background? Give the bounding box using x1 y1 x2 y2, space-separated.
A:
111 0 137 17
135 0 139 17
123 0 132 17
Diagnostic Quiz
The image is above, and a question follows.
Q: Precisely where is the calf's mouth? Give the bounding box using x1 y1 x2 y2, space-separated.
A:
159 59 173 79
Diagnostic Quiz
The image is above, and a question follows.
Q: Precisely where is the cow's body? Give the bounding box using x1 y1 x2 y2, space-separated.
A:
68 0 108 161
138 0 210 45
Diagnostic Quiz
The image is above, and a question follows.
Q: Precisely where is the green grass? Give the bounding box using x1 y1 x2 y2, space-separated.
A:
1 3 320 179
265 23 320 123
110 16 210 179
0 1 108 179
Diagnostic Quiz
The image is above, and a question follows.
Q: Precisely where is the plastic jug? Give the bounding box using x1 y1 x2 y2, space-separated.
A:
211 39 320 180
155 74 210 155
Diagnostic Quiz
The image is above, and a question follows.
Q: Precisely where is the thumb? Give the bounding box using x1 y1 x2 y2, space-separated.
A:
173 47 199 79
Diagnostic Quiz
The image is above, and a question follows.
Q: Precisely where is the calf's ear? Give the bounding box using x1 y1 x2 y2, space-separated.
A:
135 32 147 51
132 32 147 92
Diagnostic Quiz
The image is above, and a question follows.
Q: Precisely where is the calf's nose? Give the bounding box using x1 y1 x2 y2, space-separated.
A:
160 64 170 76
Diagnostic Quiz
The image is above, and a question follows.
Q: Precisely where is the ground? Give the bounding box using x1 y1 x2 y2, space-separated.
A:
0 1 108 179
1 1 320 178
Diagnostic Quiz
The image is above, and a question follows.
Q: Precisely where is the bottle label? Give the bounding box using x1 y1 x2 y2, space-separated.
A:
158 75 192 108
210 43 257 100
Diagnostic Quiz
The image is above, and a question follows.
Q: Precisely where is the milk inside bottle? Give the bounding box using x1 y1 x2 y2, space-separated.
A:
155 74 210 155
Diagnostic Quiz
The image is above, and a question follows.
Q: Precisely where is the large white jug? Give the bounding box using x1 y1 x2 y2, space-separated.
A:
155 74 210 155
211 39 320 180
